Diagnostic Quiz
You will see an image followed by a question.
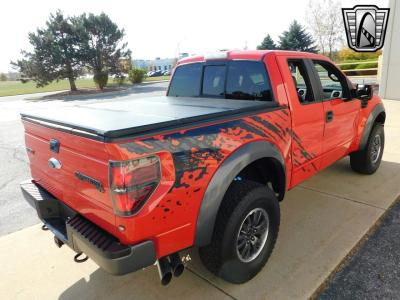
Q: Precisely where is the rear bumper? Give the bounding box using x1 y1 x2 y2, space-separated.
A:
20 179 156 275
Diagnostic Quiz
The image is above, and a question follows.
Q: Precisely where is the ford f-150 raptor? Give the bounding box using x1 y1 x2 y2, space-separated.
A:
20 50 385 285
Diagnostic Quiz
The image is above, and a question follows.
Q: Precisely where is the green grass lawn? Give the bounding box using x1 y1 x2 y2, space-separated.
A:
0 76 170 97
0 79 95 97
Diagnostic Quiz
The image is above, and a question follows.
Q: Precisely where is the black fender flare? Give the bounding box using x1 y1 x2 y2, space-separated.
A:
359 103 385 150
194 140 285 246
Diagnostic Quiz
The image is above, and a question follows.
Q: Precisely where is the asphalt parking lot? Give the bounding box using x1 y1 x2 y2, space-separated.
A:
0 85 399 299
318 197 400 299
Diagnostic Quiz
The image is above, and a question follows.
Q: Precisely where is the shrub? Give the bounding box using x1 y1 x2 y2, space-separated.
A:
355 62 378 70
114 75 126 86
338 64 353 70
338 61 377 71
337 47 381 62
0 73 7 81
129 68 147 84
93 71 109 90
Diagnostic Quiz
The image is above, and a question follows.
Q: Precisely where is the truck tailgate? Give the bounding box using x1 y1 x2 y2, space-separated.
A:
23 119 116 231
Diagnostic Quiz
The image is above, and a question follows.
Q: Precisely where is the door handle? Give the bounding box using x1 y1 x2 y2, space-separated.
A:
326 111 334 122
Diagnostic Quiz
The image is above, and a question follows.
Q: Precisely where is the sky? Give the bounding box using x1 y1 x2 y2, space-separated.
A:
0 0 386 73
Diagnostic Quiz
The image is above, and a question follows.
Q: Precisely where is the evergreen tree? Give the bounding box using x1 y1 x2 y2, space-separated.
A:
279 20 318 53
12 11 83 91
78 13 131 89
12 11 130 91
257 34 277 50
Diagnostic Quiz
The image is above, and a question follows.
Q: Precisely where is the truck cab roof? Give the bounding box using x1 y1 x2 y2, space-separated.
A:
177 50 328 65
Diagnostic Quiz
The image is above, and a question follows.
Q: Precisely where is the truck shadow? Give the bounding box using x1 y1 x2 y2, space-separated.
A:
58 267 158 300
57 256 213 300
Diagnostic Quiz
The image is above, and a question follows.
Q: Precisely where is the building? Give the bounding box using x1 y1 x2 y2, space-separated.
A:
150 58 176 72
133 57 176 72
380 0 400 100
132 59 149 70
132 53 190 72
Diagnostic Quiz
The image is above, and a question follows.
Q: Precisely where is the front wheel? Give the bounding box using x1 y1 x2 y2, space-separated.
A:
350 123 384 174
199 180 280 284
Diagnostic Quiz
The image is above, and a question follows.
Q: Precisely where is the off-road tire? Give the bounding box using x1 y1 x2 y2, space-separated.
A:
350 123 384 174
199 180 280 284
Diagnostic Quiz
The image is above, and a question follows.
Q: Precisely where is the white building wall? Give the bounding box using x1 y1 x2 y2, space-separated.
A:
133 58 175 71
380 0 400 100
152 58 174 71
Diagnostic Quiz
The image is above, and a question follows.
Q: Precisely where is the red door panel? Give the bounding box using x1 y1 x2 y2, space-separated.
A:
322 98 360 168
311 60 361 169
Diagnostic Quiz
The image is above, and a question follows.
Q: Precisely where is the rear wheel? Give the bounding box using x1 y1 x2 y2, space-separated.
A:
350 123 384 174
199 180 280 284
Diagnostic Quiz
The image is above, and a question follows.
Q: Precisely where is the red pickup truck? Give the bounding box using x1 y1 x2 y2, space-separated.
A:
21 50 385 285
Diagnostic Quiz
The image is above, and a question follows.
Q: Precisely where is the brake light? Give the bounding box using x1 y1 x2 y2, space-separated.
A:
109 156 161 216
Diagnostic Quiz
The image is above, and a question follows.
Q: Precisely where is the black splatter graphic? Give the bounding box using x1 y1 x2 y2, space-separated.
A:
118 109 315 217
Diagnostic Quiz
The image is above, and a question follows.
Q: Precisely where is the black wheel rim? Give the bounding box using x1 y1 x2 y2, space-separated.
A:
371 134 381 164
236 208 269 263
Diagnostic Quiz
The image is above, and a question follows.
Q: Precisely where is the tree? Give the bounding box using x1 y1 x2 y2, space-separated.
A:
306 0 343 58
279 20 318 53
0 73 7 81
12 11 131 91
78 13 131 89
257 34 277 50
12 11 83 91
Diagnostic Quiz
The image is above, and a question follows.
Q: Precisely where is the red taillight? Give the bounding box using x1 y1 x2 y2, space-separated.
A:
109 156 161 216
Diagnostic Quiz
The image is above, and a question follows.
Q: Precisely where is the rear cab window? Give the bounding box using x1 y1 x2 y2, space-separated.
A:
168 60 274 101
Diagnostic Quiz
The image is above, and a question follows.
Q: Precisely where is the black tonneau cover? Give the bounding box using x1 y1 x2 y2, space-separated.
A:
21 96 278 141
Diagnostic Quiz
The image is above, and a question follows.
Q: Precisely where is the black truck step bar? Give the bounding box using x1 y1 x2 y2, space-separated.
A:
20 179 156 275
67 215 131 259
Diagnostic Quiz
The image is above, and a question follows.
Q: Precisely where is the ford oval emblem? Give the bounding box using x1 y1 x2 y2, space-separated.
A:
48 157 62 169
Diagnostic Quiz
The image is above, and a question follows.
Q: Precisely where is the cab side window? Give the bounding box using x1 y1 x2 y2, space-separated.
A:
313 61 348 100
288 60 315 104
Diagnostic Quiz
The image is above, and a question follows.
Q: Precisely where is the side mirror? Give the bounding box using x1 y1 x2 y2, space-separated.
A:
355 84 373 100
353 84 373 107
